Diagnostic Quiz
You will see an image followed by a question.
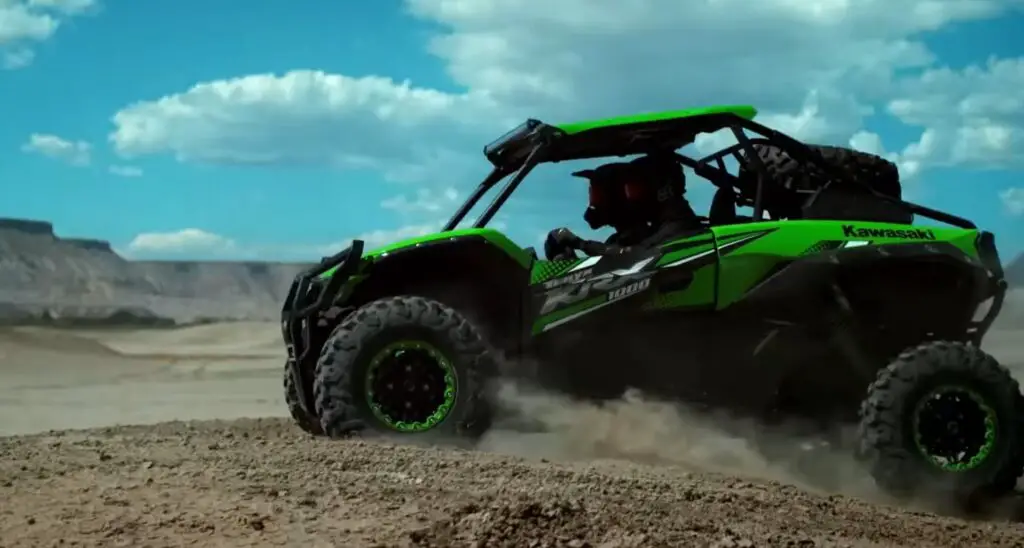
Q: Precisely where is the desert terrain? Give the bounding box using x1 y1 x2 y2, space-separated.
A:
3 218 1024 547
1 317 1024 547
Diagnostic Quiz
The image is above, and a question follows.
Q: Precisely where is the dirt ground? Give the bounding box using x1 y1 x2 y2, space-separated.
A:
2 324 1024 547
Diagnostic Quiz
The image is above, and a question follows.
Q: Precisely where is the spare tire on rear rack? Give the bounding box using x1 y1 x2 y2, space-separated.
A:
739 144 912 224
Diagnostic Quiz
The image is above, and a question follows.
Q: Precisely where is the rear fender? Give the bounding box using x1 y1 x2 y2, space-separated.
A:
725 241 989 415
732 241 988 335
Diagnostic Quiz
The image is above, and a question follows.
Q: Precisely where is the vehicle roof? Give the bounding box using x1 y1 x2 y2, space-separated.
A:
483 104 759 169
552 104 758 135
538 104 758 164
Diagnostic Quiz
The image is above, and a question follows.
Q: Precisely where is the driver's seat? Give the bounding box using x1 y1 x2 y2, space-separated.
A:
709 187 738 226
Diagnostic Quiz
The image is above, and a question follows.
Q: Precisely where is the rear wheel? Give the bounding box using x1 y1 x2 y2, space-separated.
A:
313 296 495 440
857 341 1024 503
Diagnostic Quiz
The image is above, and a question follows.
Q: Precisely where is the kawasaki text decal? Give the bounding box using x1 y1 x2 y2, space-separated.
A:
841 225 935 241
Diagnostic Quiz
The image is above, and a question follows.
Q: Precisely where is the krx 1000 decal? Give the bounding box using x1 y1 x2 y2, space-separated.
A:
532 229 776 333
539 257 655 316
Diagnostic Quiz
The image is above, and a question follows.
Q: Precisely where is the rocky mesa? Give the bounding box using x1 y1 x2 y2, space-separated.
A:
0 218 313 326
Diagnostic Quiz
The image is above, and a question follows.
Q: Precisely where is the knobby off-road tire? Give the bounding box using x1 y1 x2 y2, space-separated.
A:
742 144 909 223
283 360 324 436
749 144 902 197
857 341 1024 503
313 295 495 440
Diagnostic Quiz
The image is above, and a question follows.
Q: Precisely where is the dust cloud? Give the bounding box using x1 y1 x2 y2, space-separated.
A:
476 290 1024 503
481 378 881 500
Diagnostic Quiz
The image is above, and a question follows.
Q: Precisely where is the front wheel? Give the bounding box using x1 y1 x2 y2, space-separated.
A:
857 341 1024 503
283 359 323 436
313 296 495 440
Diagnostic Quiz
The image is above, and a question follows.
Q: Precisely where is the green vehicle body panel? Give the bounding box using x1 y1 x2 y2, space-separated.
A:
527 219 980 334
317 216 979 336
554 105 758 135
710 220 978 309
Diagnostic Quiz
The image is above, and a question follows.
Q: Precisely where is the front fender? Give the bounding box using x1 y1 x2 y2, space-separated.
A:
352 232 531 311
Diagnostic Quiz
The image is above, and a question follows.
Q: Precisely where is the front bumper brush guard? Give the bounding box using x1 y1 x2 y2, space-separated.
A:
280 239 365 416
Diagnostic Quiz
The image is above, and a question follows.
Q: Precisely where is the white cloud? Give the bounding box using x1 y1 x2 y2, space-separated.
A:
848 131 886 157
123 223 448 260
27 0 95 15
109 71 502 174
1001 188 1024 216
21 133 91 166
886 58 1024 171
126 229 236 254
0 2 57 44
0 0 96 68
107 0 1024 184
406 0 1004 136
108 164 143 177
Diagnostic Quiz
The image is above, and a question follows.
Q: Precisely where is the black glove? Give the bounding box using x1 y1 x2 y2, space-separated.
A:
544 227 583 261
551 227 582 246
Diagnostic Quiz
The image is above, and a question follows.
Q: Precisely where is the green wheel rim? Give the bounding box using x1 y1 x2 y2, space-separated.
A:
364 340 458 433
913 385 998 472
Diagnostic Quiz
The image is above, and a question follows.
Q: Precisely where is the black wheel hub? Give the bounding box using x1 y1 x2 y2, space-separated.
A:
368 348 450 425
915 388 994 471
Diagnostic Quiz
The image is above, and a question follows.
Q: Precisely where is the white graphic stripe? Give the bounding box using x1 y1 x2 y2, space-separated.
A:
661 247 717 269
662 232 762 268
542 300 615 332
569 256 601 272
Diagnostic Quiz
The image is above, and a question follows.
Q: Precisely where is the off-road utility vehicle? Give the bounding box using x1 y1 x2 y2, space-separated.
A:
281 105 1017 503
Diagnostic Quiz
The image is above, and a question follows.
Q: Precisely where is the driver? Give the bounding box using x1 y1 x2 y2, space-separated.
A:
544 162 652 261
544 153 703 260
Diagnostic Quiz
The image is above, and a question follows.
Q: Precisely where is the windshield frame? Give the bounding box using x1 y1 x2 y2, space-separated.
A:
443 143 546 231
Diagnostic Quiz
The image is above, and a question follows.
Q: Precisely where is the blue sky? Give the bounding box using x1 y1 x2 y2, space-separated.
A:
1 0 1022 261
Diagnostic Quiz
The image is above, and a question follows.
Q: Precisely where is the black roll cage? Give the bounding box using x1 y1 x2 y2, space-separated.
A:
443 113 975 232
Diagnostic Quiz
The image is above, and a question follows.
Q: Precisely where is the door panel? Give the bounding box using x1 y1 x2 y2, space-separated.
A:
527 248 660 336
708 226 784 309
526 230 734 333
645 230 720 312
521 229 723 400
